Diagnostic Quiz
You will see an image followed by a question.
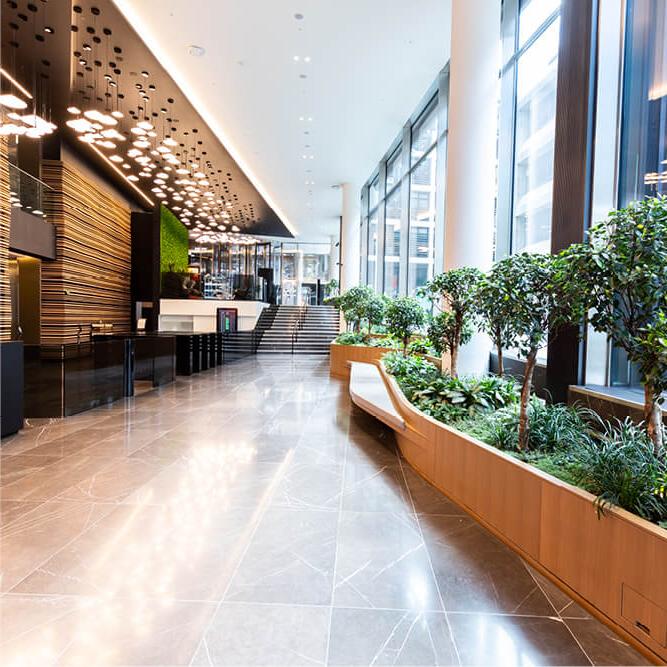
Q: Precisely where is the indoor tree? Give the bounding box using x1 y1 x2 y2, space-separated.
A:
477 270 521 377
335 285 375 334
564 196 667 454
385 296 426 355
427 311 474 363
492 252 577 451
419 267 483 377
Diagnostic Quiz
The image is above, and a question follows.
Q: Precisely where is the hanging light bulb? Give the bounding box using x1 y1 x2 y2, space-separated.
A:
137 120 153 131
67 106 82 115
83 109 117 126
0 94 28 110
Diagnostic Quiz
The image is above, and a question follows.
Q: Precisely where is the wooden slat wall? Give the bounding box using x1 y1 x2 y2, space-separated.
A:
0 137 11 341
41 160 131 344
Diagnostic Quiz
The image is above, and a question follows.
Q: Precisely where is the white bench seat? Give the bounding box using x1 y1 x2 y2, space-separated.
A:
349 362 405 431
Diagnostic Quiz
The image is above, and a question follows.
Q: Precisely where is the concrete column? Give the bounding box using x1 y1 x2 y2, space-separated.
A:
444 0 501 375
340 182 360 292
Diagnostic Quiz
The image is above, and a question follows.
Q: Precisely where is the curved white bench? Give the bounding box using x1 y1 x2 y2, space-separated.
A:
349 362 405 431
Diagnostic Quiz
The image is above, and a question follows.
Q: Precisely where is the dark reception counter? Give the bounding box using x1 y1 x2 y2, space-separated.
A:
23 334 175 418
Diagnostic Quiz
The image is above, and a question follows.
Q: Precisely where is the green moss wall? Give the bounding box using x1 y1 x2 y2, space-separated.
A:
160 205 189 274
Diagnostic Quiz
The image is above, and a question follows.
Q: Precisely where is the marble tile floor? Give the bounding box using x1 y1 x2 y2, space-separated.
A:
0 355 651 666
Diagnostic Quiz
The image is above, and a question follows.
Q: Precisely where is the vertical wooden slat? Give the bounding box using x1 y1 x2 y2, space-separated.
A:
41 160 131 344
0 137 11 341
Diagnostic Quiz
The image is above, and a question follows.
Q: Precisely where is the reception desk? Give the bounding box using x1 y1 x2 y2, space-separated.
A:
158 299 268 333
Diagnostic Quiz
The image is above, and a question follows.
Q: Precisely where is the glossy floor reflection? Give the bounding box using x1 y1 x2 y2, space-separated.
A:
0 356 650 666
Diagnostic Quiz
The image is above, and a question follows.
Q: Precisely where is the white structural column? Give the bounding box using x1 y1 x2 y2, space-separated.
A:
340 182 360 291
444 0 501 375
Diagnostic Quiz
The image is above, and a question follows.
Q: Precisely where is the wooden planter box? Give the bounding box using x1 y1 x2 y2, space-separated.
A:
329 343 396 379
377 362 667 664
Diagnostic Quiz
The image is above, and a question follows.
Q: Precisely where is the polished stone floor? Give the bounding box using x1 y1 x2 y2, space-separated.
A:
0 356 650 666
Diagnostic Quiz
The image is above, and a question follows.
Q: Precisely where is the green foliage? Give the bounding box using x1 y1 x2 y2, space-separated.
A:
476 270 522 375
569 417 667 523
366 336 400 349
460 400 591 454
562 196 667 451
337 286 387 334
427 312 473 357
419 268 483 376
384 296 426 354
407 337 433 355
411 374 519 420
334 332 366 346
160 205 189 275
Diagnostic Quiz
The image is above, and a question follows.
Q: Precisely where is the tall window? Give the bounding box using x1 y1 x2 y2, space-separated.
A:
498 0 561 256
408 102 438 294
361 69 447 296
611 0 667 387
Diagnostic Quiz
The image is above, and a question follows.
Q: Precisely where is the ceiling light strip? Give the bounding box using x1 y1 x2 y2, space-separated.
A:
0 68 34 99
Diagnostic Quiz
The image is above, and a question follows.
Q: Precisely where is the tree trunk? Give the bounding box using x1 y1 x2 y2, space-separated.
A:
496 343 504 377
403 337 409 357
450 344 459 378
644 382 664 457
518 348 538 451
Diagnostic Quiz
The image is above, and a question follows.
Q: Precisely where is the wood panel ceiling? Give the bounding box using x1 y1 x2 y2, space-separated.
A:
1 0 293 239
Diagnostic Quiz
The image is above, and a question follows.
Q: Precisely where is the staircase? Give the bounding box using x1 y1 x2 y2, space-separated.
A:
257 305 340 355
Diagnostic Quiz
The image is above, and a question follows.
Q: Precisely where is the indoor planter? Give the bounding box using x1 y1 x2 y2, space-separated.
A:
376 360 667 664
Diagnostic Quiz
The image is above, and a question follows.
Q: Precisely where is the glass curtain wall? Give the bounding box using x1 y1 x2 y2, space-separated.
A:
497 0 561 256
359 75 445 297
610 0 667 387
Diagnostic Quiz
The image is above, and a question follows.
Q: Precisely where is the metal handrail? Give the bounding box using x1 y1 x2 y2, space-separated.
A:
290 305 308 353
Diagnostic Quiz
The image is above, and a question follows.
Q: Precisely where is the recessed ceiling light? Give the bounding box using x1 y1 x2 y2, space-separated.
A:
44 26 54 34
141 70 150 78
188 45 205 57
304 56 311 63
293 56 300 62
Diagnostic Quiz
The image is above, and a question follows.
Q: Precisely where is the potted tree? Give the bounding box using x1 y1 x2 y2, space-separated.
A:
477 269 521 377
492 253 576 450
385 296 425 356
420 268 483 377
564 196 667 453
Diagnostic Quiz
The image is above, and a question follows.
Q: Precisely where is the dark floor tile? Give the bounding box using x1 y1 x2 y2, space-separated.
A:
565 619 651 666
402 466 466 516
420 515 554 615
448 613 591 666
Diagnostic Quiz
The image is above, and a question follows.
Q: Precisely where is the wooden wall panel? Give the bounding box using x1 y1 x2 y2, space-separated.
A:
0 137 11 341
41 160 131 344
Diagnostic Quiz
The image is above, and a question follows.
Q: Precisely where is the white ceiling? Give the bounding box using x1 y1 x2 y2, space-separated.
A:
114 0 451 242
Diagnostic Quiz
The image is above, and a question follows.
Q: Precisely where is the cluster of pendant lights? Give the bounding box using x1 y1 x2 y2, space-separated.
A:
65 104 241 239
0 71 57 139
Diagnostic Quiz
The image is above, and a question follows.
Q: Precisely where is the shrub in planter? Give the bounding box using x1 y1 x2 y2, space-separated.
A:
569 416 667 524
407 337 433 356
419 268 483 377
334 331 367 346
384 296 426 355
563 196 667 454
490 253 578 451
427 311 474 362
334 285 387 334
477 270 522 377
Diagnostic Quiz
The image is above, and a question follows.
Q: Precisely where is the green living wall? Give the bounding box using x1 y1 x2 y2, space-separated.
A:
160 205 189 274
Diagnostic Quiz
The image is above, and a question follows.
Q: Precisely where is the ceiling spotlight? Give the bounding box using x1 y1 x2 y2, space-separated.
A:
67 106 82 115
188 45 206 57
44 26 55 34
137 120 153 131
293 56 300 62
122 163 131 169
131 127 146 135
109 155 123 163
163 137 178 147
133 140 150 148
0 94 28 110
111 110 124 119
66 117 94 133
304 56 311 63
141 70 150 78
127 175 139 182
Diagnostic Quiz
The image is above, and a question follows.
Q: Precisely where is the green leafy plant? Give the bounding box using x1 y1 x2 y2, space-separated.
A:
335 286 387 335
570 417 667 523
384 296 426 355
490 253 578 451
563 196 667 453
476 270 522 377
427 312 474 359
419 268 483 377
407 337 433 355
334 331 366 346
